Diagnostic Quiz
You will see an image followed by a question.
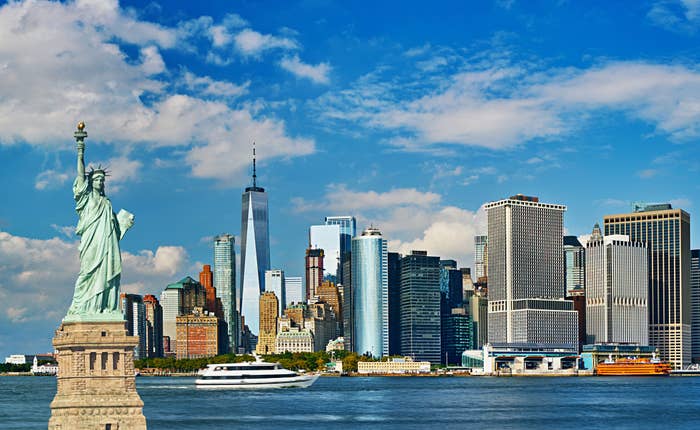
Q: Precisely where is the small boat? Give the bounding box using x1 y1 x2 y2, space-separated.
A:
595 353 671 376
195 361 319 389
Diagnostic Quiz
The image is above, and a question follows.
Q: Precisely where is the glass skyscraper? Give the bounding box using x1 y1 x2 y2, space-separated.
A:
564 236 585 296
325 216 357 282
265 269 286 317
691 249 700 363
474 235 488 279
240 157 270 337
214 234 236 352
351 227 388 358
309 224 342 283
604 203 692 368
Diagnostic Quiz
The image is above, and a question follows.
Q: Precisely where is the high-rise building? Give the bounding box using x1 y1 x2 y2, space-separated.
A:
256 292 279 355
309 224 341 283
586 232 648 345
470 283 489 349
265 270 286 317
240 147 270 337
440 260 463 309
474 235 488 279
214 234 236 352
325 216 357 283
351 227 389 357
199 264 216 315
160 276 207 353
441 308 472 365
316 281 342 335
120 293 147 360
284 276 303 306
691 249 700 363
485 195 578 349
604 203 691 368
305 248 324 300
342 254 353 351
564 236 585 296
143 294 163 358
400 251 442 363
388 252 402 355
176 307 219 359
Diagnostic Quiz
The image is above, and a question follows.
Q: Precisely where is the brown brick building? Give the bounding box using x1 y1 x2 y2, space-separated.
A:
176 307 219 359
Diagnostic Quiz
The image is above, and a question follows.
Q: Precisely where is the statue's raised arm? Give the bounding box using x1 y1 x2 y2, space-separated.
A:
64 122 133 322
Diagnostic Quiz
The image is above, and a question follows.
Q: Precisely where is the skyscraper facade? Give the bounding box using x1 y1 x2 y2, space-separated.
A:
199 264 216 315
485 195 578 349
474 235 488 279
604 203 692 368
309 224 341 283
388 252 402 355
691 249 700 363
143 294 163 358
284 276 303 306
400 251 441 363
256 292 279 355
265 269 286 316
325 216 357 282
160 277 207 354
351 227 389 357
240 156 270 336
214 234 236 352
120 293 147 360
586 234 649 345
305 248 324 300
564 236 586 296
441 308 472 365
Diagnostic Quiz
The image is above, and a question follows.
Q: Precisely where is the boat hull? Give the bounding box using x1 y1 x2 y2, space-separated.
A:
195 374 319 389
596 361 671 376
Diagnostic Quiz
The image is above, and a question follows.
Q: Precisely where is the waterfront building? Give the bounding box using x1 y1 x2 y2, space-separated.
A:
240 147 270 337
388 252 402 355
120 293 147 360
265 269 286 316
474 235 488 279
276 327 314 353
691 250 700 363
175 307 219 359
31 355 58 375
580 344 660 371
306 300 337 352
440 260 463 309
5 354 53 365
325 216 356 276
214 234 236 352
351 227 389 357
316 280 342 336
464 343 579 375
603 203 691 368
470 284 489 349
564 236 586 296
586 232 648 345
342 254 353 351
441 308 472 365
284 276 303 306
566 291 586 353
326 337 345 352
143 294 164 358
160 277 207 353
305 248 324 300
256 292 279 355
357 357 431 374
485 194 578 349
310 224 342 283
400 250 441 363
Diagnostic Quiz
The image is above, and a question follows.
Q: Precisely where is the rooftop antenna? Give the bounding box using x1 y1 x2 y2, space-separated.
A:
252 141 257 188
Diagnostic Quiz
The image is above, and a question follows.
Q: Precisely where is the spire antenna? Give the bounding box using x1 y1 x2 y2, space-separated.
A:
252 141 257 188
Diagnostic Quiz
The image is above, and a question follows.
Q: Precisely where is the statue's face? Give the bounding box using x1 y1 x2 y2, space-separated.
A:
92 175 105 193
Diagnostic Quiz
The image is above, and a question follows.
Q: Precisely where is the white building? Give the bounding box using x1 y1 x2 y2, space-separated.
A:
586 233 649 345
265 269 286 316
275 327 314 353
284 276 303 307
485 195 578 349
357 357 431 374
31 356 58 375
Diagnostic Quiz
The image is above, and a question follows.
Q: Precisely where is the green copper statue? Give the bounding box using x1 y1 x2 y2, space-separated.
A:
64 122 134 322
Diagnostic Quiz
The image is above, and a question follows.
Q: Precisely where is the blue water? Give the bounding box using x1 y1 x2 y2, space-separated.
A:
2 376 700 429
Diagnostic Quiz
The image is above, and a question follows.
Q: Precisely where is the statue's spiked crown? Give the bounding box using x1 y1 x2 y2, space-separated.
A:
88 164 110 179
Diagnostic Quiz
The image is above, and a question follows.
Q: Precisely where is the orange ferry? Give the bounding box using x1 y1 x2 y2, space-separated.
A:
596 354 671 376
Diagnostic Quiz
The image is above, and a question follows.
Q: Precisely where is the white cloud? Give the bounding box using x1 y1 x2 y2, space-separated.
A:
181 71 250 98
233 28 298 56
279 55 331 84
35 169 70 190
51 224 75 238
293 184 441 214
648 0 700 33
139 46 166 75
669 197 692 208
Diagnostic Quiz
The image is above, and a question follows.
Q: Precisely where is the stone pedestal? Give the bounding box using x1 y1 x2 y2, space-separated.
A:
49 321 147 430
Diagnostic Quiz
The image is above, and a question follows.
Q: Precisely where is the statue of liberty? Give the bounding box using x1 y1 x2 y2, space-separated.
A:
64 122 134 322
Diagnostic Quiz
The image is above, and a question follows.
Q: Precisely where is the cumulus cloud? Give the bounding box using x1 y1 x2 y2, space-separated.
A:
293 184 442 213
180 71 250 99
35 169 70 190
233 28 298 56
648 0 700 33
279 55 331 84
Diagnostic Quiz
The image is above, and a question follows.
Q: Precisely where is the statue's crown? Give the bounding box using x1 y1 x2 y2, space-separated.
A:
88 164 110 178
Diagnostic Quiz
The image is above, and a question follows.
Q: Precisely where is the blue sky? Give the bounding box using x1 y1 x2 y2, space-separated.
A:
1 0 699 358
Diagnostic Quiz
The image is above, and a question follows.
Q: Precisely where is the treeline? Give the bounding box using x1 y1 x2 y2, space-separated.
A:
134 351 382 373
0 363 31 373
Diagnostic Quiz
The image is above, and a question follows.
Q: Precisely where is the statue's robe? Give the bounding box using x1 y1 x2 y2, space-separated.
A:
66 176 123 317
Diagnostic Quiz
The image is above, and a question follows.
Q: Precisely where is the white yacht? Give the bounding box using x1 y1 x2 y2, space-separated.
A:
195 361 319 389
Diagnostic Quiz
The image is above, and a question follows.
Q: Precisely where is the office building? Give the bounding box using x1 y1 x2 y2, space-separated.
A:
160 277 207 353
388 252 402 355
342 254 353 351
400 251 441 363
199 264 216 314
214 234 236 352
305 248 324 300
325 216 357 282
470 285 489 349
276 327 314 353
440 260 463 309
265 269 286 316
474 235 488 279
175 307 219 359
310 224 342 283
256 292 279 355
143 294 163 358
586 232 648 345
351 227 389 357
691 249 700 363
240 147 270 337
485 195 578 349
120 293 147 360
316 280 342 336
441 308 472 365
564 236 586 296
604 203 691 368
284 276 303 306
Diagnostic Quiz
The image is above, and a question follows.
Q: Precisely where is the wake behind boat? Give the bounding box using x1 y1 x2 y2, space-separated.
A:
195 361 319 389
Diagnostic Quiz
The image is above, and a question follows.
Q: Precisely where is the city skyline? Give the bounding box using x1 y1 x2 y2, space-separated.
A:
1 0 700 358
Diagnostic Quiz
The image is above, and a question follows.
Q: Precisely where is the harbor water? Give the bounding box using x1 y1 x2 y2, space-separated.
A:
2 375 700 429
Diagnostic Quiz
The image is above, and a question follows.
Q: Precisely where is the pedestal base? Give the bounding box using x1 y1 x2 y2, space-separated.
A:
49 321 147 430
